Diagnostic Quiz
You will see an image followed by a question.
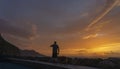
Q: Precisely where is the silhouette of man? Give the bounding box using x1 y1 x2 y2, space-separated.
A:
50 41 59 58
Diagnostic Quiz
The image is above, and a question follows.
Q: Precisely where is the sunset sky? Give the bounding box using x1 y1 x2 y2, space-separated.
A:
0 0 120 58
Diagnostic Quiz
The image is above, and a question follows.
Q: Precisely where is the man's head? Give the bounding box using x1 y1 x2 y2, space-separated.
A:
54 41 57 44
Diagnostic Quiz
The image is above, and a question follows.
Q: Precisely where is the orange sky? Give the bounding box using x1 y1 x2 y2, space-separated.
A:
1 0 120 58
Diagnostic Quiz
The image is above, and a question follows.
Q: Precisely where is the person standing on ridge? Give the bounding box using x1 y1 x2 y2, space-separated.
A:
50 41 60 58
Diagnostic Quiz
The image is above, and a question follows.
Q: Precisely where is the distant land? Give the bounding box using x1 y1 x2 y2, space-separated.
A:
20 49 46 57
0 33 45 57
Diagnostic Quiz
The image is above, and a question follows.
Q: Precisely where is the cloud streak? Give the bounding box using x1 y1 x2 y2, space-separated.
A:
86 0 119 31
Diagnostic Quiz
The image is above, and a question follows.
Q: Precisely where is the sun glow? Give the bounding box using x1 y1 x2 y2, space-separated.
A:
60 43 120 57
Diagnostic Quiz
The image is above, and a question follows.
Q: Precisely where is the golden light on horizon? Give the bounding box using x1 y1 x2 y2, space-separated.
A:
59 43 120 58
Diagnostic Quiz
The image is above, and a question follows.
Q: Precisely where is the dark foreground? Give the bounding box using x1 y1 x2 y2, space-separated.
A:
0 58 99 69
0 62 31 69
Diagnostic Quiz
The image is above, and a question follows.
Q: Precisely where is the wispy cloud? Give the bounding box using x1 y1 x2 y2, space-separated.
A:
0 19 38 39
117 0 120 6
29 24 39 40
82 33 98 39
86 0 119 31
82 20 111 39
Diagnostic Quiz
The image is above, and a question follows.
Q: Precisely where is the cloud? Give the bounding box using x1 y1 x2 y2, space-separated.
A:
77 49 88 54
104 51 120 55
86 0 119 31
80 12 89 17
117 0 120 6
0 0 120 57
28 24 39 40
75 43 120 57
0 19 38 39
82 20 111 39
82 33 98 39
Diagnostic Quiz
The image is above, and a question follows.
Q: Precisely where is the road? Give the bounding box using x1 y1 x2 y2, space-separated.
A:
0 62 32 69
0 61 100 69
8 58 100 69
